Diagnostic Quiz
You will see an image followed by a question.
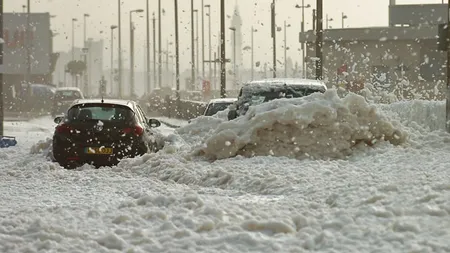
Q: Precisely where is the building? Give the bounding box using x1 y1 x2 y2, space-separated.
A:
299 1 447 100
53 38 104 97
2 13 57 101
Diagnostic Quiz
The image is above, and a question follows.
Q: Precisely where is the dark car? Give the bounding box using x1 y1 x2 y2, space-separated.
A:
228 78 328 120
52 98 162 169
51 87 84 117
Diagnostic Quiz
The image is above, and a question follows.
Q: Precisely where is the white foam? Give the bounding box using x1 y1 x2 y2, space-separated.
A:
191 89 407 160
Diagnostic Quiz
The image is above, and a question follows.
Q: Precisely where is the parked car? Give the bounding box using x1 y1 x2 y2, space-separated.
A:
51 87 84 117
20 83 56 114
228 78 327 120
52 98 162 169
203 98 237 116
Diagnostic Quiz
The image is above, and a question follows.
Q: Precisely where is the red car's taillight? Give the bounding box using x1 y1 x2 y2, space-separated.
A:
56 124 73 134
123 125 144 136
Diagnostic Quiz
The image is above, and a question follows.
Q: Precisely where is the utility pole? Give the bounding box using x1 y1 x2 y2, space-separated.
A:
251 26 256 80
191 0 195 90
118 0 122 98
447 2 450 132
201 0 205 79
284 20 287 77
194 10 199 79
158 0 162 88
175 0 180 100
220 0 226 97
83 13 89 96
152 13 157 88
316 0 323 80
205 4 212 85
130 21 135 98
110 25 117 95
0 0 3 136
146 0 150 94
26 0 31 96
271 0 276 78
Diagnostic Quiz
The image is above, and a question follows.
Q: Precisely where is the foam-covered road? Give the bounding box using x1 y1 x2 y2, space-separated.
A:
1 93 450 252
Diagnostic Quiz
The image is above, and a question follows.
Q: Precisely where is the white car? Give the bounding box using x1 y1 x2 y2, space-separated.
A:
204 98 237 116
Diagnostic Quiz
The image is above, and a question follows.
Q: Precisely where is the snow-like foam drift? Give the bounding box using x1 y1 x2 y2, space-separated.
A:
185 89 407 160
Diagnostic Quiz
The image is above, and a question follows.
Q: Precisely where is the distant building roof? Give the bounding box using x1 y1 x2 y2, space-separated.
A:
299 25 439 43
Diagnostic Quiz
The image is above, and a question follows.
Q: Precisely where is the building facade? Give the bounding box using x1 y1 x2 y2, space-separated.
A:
299 3 447 100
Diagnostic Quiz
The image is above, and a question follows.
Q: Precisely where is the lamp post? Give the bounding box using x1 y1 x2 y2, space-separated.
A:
201 0 205 79
194 9 199 80
118 0 122 98
146 0 150 94
251 27 257 80
26 0 31 95
283 21 291 78
71 18 77 61
271 0 276 78
341 12 348 28
71 18 78 86
83 13 89 96
130 9 144 98
0 0 3 136
110 25 117 95
191 0 195 90
326 14 333 29
152 13 157 88
174 0 180 100
316 0 323 80
220 0 226 98
158 0 162 88
205 4 211 84
229 27 236 87
295 1 311 79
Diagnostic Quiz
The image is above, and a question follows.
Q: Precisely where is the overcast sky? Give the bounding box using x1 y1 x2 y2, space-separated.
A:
5 0 447 71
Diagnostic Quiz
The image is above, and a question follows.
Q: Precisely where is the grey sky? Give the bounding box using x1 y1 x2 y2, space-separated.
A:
5 0 446 71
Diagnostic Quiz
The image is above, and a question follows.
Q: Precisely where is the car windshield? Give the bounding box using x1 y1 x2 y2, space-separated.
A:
67 104 134 122
243 86 323 106
55 90 82 100
204 102 233 116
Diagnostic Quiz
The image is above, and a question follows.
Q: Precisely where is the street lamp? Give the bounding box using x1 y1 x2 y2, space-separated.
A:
326 14 333 29
205 4 212 84
110 25 118 95
71 18 77 61
342 12 348 28
118 0 122 98
194 9 199 80
190 0 195 90
174 0 180 100
130 9 144 98
229 27 236 87
251 27 257 81
158 0 162 89
83 13 90 96
146 0 150 94
283 21 291 78
201 0 205 79
152 13 157 88
295 1 311 78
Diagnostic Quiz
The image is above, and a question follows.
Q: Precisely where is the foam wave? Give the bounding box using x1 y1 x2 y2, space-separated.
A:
186 90 407 160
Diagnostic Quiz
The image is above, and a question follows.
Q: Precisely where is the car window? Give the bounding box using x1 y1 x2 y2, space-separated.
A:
55 90 82 100
67 103 134 122
205 102 232 116
134 105 147 124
